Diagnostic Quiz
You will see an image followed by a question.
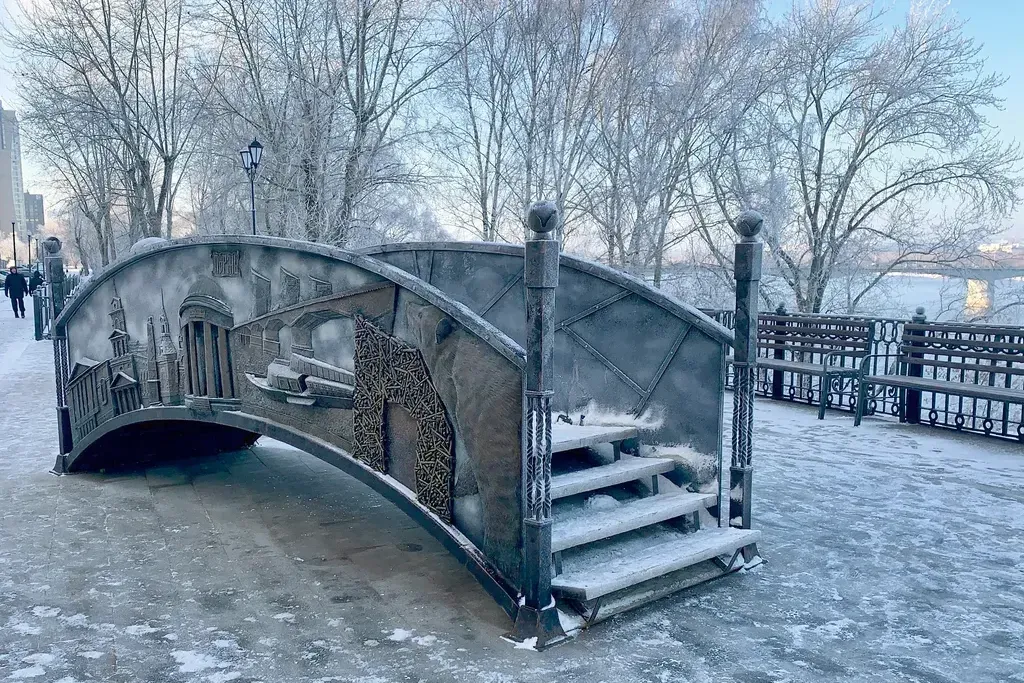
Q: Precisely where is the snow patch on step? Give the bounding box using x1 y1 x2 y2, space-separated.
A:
569 401 664 432
641 443 743 502
557 607 584 636
642 444 716 488
584 494 620 512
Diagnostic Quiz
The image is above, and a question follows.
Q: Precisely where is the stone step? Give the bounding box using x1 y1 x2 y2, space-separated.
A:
551 492 715 553
552 528 762 601
551 423 638 453
551 457 675 500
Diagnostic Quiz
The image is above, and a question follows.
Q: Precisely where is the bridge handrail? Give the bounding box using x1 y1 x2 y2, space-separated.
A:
362 241 734 345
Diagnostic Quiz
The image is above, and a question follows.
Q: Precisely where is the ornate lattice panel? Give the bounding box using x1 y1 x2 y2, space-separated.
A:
353 317 455 522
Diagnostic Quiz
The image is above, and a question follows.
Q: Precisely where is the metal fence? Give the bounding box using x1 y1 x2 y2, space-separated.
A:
702 308 1024 442
33 271 83 341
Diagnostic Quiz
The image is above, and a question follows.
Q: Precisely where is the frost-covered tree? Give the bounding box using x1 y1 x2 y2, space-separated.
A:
202 0 461 244
694 0 1021 313
9 0 1020 292
12 0 212 244
583 0 761 280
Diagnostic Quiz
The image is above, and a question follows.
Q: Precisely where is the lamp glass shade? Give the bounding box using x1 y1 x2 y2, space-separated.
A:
248 138 264 167
240 149 252 171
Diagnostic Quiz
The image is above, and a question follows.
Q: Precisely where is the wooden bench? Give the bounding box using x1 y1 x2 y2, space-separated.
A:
868 321 1024 439
742 313 876 425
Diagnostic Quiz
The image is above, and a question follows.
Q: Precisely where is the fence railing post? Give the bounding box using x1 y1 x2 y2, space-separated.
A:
33 292 44 341
771 303 786 400
511 200 565 648
905 306 927 424
729 211 763 564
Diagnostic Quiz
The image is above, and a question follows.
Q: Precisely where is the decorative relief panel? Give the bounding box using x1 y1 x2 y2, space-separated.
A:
310 276 333 298
353 317 454 522
211 250 242 277
252 269 271 317
281 268 300 307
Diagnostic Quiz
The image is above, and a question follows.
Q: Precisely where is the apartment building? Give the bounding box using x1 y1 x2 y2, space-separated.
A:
0 102 27 257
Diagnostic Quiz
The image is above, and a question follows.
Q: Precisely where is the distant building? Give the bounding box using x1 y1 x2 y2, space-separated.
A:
0 103 26 250
23 192 44 232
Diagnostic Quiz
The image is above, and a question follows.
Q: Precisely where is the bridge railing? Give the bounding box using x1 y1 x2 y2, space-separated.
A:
702 307 1024 441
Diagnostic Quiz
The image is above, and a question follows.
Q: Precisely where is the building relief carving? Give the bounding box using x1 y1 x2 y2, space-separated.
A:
66 294 153 442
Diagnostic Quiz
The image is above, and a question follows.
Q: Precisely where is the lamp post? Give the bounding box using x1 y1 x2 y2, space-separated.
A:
240 138 264 236
27 233 32 271
11 222 17 267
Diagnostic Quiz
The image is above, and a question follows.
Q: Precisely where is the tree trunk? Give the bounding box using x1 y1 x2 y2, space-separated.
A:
165 188 175 239
652 214 668 289
302 154 323 242
91 219 108 267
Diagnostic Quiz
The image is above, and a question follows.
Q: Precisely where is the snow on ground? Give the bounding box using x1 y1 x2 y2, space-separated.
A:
1 313 1023 682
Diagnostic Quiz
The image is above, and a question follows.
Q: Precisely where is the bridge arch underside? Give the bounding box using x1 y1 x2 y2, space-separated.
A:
61 407 519 620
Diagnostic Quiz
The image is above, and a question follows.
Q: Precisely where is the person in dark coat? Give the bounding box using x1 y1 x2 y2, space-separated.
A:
29 269 43 294
4 266 28 318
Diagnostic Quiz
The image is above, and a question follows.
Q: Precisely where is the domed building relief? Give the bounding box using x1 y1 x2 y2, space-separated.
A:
179 277 239 410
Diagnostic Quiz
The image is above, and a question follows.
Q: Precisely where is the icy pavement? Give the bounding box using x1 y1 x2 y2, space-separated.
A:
1 313 1023 683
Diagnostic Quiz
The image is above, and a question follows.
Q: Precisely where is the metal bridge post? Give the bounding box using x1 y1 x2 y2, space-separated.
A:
42 237 67 321
42 237 73 468
729 212 763 565
510 200 565 648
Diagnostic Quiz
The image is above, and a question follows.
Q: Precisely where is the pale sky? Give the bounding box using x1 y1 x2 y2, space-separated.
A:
0 0 1022 236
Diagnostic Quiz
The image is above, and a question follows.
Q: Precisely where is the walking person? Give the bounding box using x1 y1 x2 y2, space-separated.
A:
4 265 28 318
28 269 43 295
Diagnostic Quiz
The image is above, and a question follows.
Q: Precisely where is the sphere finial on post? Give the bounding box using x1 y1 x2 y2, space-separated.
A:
526 201 560 238
42 236 62 256
734 210 763 242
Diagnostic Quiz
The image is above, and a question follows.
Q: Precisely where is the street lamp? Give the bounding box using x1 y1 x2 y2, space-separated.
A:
240 138 264 236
